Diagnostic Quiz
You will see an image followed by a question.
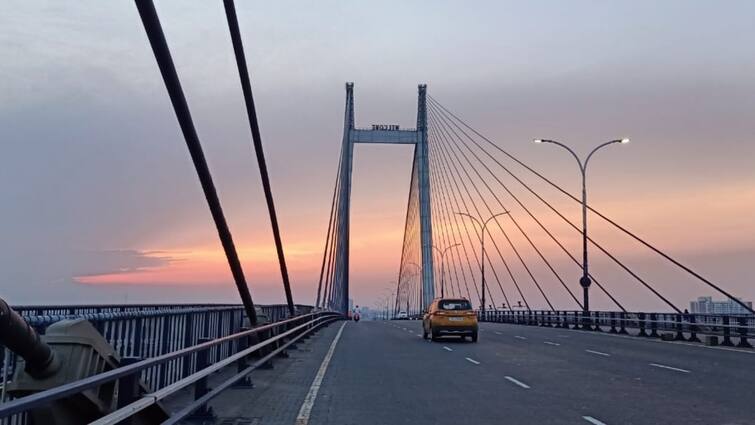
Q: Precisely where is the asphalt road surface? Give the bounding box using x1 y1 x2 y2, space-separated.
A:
204 319 755 425
297 320 755 425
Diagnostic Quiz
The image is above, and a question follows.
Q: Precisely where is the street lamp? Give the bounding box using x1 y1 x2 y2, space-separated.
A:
432 243 461 298
533 138 629 316
456 211 510 315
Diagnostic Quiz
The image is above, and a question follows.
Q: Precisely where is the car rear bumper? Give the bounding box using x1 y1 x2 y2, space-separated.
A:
434 325 478 335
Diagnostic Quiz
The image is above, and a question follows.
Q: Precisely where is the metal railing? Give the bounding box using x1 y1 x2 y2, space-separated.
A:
478 310 754 348
0 304 314 411
0 310 341 423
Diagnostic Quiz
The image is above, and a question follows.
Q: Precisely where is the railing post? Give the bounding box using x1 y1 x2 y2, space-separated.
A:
190 337 214 419
277 321 290 358
674 314 686 341
572 311 581 330
649 313 659 338
688 314 701 343
593 312 602 332
159 317 170 388
116 357 142 425
182 313 194 378
259 327 274 369
133 317 143 359
638 312 648 337
233 327 254 388
609 312 617 333
721 315 734 347
618 312 628 334
736 316 752 348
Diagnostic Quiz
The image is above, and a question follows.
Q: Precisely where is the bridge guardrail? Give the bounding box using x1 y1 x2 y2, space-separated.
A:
0 304 314 411
0 310 342 423
477 310 754 348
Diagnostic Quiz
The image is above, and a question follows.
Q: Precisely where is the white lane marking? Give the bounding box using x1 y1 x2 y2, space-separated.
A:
295 321 347 425
494 331 503 335
583 416 608 425
585 349 610 357
504 376 530 389
544 341 561 346
443 346 453 352
649 363 690 373
465 357 480 365
514 335 527 340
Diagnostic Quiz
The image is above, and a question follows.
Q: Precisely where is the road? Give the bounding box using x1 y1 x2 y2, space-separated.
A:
300 319 755 425
204 319 755 425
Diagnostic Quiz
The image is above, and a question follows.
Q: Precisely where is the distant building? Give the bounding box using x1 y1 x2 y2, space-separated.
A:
690 296 753 315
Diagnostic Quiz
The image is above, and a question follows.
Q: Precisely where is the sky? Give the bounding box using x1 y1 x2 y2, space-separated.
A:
1 1 754 311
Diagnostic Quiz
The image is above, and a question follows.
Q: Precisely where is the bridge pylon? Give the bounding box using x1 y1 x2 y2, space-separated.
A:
328 83 435 314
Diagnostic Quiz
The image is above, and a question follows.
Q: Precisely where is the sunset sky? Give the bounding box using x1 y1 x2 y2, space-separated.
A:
2 1 755 311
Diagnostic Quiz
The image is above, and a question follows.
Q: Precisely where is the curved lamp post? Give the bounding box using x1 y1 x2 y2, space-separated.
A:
533 138 629 315
456 211 510 315
432 244 461 298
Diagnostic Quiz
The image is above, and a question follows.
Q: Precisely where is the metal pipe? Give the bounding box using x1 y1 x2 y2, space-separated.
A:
135 0 257 325
0 298 59 379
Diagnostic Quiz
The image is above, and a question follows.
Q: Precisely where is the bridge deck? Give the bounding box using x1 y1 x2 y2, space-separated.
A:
204 320 754 425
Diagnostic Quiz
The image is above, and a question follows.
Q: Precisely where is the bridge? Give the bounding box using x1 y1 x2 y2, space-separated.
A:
1 1 754 424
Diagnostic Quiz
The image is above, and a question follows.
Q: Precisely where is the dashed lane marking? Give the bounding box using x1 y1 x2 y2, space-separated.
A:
514 335 527 340
494 331 503 335
649 363 690 373
504 376 530 389
465 357 480 365
295 321 347 425
585 349 610 357
544 341 561 346
443 346 453 352
583 416 608 425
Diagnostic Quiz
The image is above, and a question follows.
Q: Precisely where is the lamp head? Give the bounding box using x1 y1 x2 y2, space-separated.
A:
620 138 630 144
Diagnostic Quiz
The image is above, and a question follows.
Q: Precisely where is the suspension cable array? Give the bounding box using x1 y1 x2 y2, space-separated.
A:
136 0 297 323
316 84 752 317
424 95 752 315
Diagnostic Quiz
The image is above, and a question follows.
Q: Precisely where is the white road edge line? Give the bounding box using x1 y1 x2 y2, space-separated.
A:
443 346 453 352
514 335 527 340
585 349 610 357
583 416 608 425
465 357 480 365
295 321 347 425
649 363 690 373
544 341 560 346
494 331 503 335
504 376 530 389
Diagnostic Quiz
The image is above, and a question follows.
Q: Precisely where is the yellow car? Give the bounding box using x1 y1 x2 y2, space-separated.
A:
422 298 478 342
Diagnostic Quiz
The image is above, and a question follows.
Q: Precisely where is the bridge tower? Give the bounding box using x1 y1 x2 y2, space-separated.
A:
330 83 435 313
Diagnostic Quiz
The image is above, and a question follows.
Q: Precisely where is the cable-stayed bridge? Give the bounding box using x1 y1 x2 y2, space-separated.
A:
1 1 754 424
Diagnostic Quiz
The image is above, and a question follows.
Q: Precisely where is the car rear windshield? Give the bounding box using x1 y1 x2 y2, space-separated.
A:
438 300 472 310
